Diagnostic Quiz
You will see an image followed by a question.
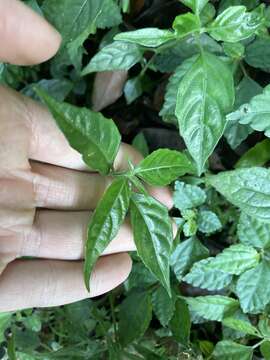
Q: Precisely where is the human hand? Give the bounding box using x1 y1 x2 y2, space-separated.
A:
0 0 172 312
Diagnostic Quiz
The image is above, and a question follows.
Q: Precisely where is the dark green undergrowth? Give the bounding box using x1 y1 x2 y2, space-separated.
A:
3 0 270 358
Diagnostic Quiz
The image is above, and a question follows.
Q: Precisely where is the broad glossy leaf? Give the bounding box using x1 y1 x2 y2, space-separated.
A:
184 295 239 321
222 317 261 337
208 6 261 42
114 28 176 47
43 0 122 69
130 193 173 294
224 76 262 149
132 132 149 158
223 42 245 58
238 212 270 249
236 139 270 168
200 3 216 25
135 149 195 186
35 88 121 175
173 181 206 211
170 237 209 281
119 291 152 346
181 0 209 13
175 52 234 174
207 167 270 222
261 341 270 360
245 37 270 72
183 258 233 290
213 341 253 360
84 178 131 290
236 260 270 313
159 57 197 124
22 79 73 102
124 76 143 105
152 287 176 326
82 42 143 75
172 13 201 38
169 299 191 345
228 85 270 137
203 244 259 275
197 210 222 234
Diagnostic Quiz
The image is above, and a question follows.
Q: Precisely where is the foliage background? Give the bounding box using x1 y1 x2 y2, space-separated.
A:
2 0 270 359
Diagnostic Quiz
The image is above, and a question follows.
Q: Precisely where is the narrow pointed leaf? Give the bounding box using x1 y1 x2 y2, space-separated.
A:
130 193 173 294
135 149 196 186
35 88 121 175
84 178 131 290
114 28 176 47
175 52 234 174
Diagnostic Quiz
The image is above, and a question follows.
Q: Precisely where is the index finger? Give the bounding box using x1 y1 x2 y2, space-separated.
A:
0 0 61 65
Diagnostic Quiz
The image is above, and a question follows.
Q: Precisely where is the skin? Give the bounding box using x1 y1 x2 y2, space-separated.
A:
0 0 173 311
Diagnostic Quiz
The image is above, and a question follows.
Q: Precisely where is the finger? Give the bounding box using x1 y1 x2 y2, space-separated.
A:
0 0 61 65
0 254 132 312
31 161 173 210
19 210 135 259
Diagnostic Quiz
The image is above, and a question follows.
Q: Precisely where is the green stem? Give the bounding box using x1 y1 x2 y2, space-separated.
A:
109 293 118 342
252 339 265 349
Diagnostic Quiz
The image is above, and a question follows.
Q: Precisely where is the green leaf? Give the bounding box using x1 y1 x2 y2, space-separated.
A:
172 13 201 38
132 132 149 158
169 299 191 345
175 52 234 174
228 85 270 137
135 149 195 186
197 210 222 234
235 139 270 168
84 178 131 290
260 341 270 360
119 291 152 346
43 0 122 70
224 76 262 149
181 0 209 14
124 76 143 105
236 260 270 313
213 341 253 360
200 3 216 25
202 244 259 275
183 258 233 290
245 37 270 72
208 6 261 42
159 57 197 124
152 287 176 326
114 28 176 47
223 42 245 58
184 295 239 321
125 263 157 292
82 41 143 75
0 313 12 342
173 181 206 211
258 318 270 338
130 193 173 294
22 79 73 102
35 88 121 175
170 237 209 281
237 212 270 249
222 317 261 337
207 167 270 222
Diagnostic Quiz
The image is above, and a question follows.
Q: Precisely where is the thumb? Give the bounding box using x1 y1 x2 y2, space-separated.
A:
0 0 61 65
